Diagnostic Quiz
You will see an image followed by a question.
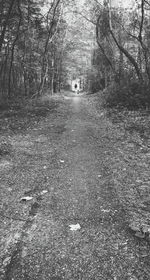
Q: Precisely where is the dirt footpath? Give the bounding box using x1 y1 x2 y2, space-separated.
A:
0 92 150 280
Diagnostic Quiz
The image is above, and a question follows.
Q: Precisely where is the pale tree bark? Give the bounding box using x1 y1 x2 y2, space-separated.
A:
51 58 54 95
118 30 124 82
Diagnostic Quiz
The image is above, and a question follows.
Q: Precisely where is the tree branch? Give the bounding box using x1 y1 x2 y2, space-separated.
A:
73 11 96 25
110 29 143 81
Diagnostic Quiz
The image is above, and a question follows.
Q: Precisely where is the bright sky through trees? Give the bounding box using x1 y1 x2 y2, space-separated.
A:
111 0 134 8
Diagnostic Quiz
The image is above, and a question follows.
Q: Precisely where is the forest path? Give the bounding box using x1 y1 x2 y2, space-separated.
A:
1 91 150 280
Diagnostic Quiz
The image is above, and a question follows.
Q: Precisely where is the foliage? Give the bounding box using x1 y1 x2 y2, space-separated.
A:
0 0 67 98
101 80 150 109
88 0 150 107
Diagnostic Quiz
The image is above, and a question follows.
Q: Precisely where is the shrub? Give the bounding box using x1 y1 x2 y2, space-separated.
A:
102 81 150 109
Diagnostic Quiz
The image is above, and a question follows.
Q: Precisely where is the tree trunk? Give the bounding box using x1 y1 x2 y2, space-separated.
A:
96 17 115 73
8 0 22 97
39 58 49 95
38 0 61 95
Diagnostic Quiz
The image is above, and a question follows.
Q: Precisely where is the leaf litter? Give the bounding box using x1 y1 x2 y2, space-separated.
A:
90 93 150 241
1 93 150 279
0 95 65 277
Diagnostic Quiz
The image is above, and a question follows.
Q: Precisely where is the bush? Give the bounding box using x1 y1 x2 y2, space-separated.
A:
102 81 150 109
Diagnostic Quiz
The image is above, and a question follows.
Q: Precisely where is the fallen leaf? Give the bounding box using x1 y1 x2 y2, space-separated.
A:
21 196 33 202
69 223 81 231
41 190 48 195
21 247 28 258
135 231 145 239
101 208 110 213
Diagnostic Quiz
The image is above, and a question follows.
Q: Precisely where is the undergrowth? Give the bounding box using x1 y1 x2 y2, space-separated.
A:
102 82 150 110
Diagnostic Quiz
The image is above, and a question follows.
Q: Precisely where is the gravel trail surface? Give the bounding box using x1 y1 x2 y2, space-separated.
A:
0 92 150 280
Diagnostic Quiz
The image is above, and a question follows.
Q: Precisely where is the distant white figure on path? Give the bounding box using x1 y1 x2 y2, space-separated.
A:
74 84 79 94
71 79 80 94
